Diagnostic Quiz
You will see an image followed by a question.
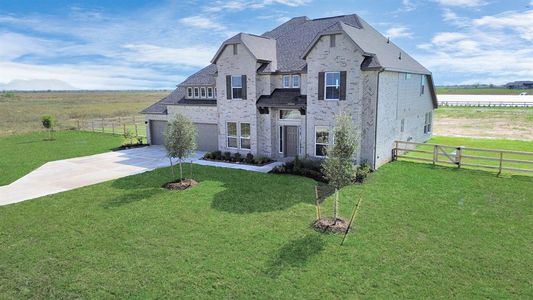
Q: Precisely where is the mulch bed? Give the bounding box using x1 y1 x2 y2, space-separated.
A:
112 144 148 151
201 158 273 166
162 178 198 190
312 218 349 234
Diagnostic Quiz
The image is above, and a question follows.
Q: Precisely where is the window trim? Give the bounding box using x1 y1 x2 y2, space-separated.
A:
292 74 300 88
315 126 330 157
194 87 199 98
231 75 243 99
240 123 251 150
279 126 283 153
279 109 300 120
420 75 425 95
226 122 238 149
187 87 193 98
207 87 213 98
324 71 341 101
200 87 206 98
424 112 432 134
282 75 291 88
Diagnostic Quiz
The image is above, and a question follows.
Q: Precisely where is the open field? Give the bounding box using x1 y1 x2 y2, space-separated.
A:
0 161 531 298
436 87 532 95
0 131 123 186
0 91 169 135
434 106 533 140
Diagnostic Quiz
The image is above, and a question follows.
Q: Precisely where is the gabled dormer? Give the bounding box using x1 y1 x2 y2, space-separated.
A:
211 33 277 71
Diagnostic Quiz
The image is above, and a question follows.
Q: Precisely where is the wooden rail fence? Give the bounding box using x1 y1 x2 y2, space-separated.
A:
76 116 146 138
393 140 533 175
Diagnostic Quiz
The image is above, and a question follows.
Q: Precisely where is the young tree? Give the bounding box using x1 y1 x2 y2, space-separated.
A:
41 115 55 140
321 113 359 224
164 113 197 180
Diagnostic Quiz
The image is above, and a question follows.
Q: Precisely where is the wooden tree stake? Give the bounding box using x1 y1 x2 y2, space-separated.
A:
341 197 363 246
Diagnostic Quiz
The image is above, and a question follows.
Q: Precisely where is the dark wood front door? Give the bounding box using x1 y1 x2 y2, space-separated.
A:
284 126 298 157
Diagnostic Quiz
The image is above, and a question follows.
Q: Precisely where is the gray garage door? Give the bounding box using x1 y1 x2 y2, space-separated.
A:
195 123 218 151
149 120 168 145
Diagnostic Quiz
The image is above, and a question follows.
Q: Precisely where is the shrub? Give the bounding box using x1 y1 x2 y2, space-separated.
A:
245 153 254 164
233 153 242 162
137 137 144 145
254 156 271 165
270 157 327 182
223 151 232 161
41 115 56 140
213 151 222 160
355 163 371 183
203 152 213 159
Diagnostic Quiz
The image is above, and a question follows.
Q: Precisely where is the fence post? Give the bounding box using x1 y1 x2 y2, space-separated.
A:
101 118 104 133
498 152 503 176
123 124 127 135
433 145 438 165
393 141 399 160
77 120 80 130
455 146 463 168
135 124 138 137
92 120 95 132
112 122 115 135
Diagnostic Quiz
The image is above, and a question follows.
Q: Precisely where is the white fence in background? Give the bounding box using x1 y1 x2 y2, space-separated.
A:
437 94 533 107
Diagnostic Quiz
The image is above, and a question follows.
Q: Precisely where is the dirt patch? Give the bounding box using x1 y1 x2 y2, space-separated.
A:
434 117 533 140
162 179 198 190
313 218 349 234
112 144 148 151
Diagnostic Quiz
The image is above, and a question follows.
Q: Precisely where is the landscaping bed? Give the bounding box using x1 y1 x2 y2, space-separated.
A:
202 151 273 166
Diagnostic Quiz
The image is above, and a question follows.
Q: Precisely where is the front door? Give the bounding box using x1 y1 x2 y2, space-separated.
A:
284 126 298 157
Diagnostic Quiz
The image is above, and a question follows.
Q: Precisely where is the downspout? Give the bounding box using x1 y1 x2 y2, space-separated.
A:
372 69 385 169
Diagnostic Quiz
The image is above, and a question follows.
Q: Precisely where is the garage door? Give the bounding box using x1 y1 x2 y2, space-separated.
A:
195 123 218 151
149 120 167 145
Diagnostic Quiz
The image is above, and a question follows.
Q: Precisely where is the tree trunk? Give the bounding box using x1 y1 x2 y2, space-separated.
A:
333 188 339 225
169 157 175 178
179 159 183 180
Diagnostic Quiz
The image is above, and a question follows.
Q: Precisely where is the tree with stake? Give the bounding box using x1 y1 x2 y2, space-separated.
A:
41 115 55 140
164 113 197 181
321 113 359 225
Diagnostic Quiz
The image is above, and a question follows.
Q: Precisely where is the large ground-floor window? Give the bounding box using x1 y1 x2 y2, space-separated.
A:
227 122 251 150
315 126 329 157
240 123 251 149
227 122 238 148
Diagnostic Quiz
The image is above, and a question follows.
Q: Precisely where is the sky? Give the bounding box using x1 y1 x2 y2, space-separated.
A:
0 0 532 90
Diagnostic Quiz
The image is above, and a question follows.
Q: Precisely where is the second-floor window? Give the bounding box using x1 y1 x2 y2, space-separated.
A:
325 72 340 100
187 87 193 98
194 87 199 98
420 75 425 95
201 87 206 98
292 75 300 88
283 75 290 88
231 75 243 99
207 87 213 98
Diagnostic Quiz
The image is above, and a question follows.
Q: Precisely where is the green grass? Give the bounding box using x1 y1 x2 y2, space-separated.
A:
401 136 533 175
435 106 533 121
436 87 532 95
0 131 123 186
1 162 532 298
0 91 168 135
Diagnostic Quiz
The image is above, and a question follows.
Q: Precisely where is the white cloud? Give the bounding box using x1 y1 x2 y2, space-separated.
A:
204 0 310 12
418 9 533 85
401 0 416 12
179 16 226 30
436 0 487 7
386 26 413 39
122 44 217 67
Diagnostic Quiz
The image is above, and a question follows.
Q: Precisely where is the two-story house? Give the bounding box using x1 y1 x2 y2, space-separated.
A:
142 14 437 169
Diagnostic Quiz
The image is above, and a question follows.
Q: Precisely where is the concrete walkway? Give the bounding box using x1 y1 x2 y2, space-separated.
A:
0 146 283 206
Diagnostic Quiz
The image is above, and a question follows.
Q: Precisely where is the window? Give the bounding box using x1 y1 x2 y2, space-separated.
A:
227 122 238 148
292 75 300 88
207 87 213 98
200 87 206 98
325 72 340 100
405 73 412 80
401 119 405 133
330 34 336 47
194 87 199 98
283 75 290 88
279 110 300 120
420 75 425 95
279 126 283 153
187 87 193 98
233 44 238 55
240 123 251 149
424 112 432 134
315 126 329 157
231 76 243 99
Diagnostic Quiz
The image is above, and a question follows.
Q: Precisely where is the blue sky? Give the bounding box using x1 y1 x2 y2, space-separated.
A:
0 0 532 90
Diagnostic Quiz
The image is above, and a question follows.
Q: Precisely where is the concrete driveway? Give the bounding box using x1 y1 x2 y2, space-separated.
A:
0 146 282 206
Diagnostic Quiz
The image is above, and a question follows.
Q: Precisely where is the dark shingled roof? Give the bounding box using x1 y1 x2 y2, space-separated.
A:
256 88 307 108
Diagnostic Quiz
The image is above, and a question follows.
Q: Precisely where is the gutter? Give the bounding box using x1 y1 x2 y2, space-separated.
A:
372 69 385 169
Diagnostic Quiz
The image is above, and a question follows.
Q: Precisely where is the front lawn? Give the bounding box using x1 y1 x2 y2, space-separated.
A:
0 131 123 185
1 162 531 298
